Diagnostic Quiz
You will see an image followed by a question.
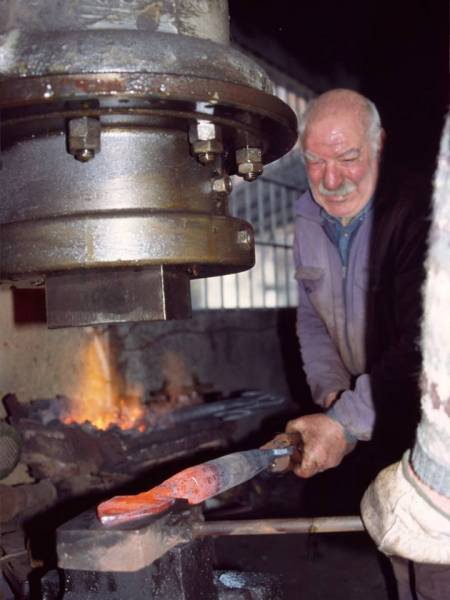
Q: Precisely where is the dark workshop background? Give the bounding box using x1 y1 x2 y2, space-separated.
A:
229 0 449 183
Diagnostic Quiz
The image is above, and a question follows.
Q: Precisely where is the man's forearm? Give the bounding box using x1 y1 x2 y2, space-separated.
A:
326 374 375 440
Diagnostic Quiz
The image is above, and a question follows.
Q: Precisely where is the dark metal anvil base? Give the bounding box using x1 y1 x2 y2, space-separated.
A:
49 504 218 598
56 503 201 573
47 505 282 599
41 552 282 600
42 537 217 600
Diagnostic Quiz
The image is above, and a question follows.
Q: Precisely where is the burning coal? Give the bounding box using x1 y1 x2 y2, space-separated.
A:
59 331 203 433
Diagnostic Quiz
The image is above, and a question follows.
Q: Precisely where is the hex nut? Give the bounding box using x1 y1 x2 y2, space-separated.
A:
237 229 253 246
212 175 232 194
68 117 101 162
235 147 263 181
196 120 216 141
189 121 223 163
192 139 224 156
189 120 220 143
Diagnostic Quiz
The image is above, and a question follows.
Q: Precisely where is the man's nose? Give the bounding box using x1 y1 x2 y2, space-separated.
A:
323 163 343 190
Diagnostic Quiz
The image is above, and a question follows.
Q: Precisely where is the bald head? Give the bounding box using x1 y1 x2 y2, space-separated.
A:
299 89 382 156
299 89 383 223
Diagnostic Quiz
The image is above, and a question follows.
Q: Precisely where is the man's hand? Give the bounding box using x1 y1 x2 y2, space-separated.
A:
286 414 355 478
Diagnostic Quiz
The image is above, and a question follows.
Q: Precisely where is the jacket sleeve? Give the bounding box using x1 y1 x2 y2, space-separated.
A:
294 238 351 408
326 374 374 440
327 201 428 440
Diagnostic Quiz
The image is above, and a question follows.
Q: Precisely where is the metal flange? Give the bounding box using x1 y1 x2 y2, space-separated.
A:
0 2 298 327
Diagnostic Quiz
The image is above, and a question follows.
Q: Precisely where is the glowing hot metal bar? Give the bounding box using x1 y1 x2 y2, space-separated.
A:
97 447 292 526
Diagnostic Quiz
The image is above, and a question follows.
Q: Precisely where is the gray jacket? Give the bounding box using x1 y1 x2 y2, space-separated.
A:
294 190 375 440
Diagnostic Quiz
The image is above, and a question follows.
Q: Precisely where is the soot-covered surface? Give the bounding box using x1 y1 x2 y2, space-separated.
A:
214 532 391 600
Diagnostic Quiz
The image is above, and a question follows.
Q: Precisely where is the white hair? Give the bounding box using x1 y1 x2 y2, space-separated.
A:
298 94 382 158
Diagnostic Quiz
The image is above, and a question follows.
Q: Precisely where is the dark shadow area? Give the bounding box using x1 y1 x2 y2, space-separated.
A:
363 160 431 477
12 288 47 325
229 0 448 181
214 531 392 600
275 308 311 410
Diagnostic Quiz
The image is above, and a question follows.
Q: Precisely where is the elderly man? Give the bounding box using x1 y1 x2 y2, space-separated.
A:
287 88 426 477
286 89 447 598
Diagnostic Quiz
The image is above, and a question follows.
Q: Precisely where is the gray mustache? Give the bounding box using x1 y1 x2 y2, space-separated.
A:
318 180 357 197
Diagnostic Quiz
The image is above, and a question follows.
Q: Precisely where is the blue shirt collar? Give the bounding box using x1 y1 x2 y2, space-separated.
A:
320 198 373 267
320 197 373 230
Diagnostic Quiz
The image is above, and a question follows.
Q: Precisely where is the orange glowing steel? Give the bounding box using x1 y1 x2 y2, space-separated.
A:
64 332 145 431
97 463 222 525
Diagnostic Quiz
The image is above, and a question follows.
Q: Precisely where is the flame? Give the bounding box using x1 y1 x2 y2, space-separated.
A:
64 331 145 431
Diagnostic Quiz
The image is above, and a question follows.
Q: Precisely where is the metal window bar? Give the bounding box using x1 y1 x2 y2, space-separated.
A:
257 179 266 307
281 185 290 304
230 191 241 309
244 183 254 307
269 182 279 307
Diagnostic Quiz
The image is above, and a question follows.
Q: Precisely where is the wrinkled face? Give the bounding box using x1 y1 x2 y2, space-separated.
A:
302 111 381 221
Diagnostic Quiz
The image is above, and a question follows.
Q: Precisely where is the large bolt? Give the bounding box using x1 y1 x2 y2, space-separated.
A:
68 117 101 162
235 147 264 181
189 120 223 165
212 175 232 194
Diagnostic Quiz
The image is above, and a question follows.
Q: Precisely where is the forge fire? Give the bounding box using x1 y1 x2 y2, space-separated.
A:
62 333 145 432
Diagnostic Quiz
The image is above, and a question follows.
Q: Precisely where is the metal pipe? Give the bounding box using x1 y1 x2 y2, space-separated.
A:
193 515 364 537
0 0 230 44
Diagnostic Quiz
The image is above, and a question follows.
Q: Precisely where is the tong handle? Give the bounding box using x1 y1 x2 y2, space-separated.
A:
261 431 304 473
